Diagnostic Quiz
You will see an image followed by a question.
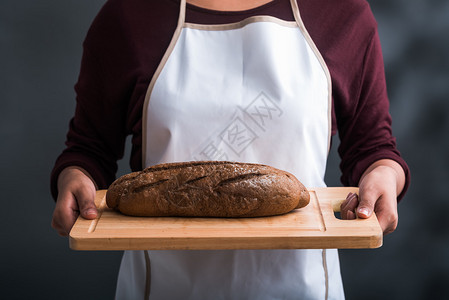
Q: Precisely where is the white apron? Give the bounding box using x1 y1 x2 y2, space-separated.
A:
116 0 344 299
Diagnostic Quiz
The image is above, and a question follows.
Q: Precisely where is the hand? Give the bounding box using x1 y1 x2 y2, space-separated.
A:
51 167 98 236
340 159 405 235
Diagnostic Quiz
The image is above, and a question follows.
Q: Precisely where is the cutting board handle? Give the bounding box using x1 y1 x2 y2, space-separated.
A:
332 198 346 213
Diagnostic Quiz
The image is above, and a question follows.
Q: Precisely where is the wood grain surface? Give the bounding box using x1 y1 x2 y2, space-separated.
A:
69 187 382 250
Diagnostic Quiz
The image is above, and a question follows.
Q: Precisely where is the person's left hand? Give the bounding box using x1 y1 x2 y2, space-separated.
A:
340 159 405 235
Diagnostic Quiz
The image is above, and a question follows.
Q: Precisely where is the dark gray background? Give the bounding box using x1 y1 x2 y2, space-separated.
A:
1 0 448 299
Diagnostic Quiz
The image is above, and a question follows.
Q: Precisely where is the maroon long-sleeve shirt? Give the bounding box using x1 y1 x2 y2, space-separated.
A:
51 0 410 200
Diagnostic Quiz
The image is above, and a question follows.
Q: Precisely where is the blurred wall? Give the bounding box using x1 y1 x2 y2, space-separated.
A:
326 0 449 299
1 0 448 299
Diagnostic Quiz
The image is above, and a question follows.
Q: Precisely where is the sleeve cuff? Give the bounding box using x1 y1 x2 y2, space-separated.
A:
345 151 411 202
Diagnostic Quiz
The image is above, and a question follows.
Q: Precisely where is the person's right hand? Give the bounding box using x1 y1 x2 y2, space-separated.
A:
51 167 98 236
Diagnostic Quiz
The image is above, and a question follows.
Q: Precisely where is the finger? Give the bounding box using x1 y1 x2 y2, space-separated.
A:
379 211 398 235
53 186 86 234
52 193 80 236
343 193 359 212
340 192 359 220
51 218 67 237
346 210 356 220
340 192 352 211
75 186 98 220
52 218 74 237
339 192 353 214
374 195 398 235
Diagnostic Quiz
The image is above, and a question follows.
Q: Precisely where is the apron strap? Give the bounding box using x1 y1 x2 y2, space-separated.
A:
179 0 187 26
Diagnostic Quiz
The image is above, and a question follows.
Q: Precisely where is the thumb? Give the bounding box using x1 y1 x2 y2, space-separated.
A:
76 186 98 220
356 189 377 219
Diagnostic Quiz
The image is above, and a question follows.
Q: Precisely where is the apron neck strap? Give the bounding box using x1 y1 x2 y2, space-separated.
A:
178 0 187 28
289 0 305 30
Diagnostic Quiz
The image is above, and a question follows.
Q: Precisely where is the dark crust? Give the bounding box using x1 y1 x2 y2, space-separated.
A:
141 161 268 173
106 161 309 217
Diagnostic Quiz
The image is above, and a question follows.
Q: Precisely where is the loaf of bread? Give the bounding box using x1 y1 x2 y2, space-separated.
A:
106 161 309 217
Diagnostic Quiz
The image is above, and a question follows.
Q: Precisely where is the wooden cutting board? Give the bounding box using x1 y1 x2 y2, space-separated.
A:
69 187 382 250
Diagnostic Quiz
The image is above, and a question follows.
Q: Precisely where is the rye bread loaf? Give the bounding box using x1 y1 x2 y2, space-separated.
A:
106 161 309 217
